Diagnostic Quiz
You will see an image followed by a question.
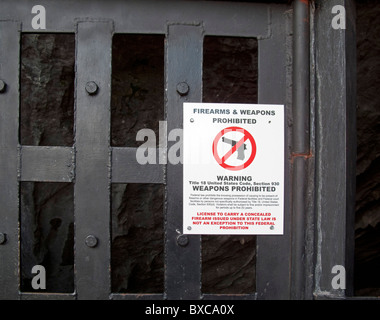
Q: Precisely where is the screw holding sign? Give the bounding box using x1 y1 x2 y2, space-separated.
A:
85 81 98 95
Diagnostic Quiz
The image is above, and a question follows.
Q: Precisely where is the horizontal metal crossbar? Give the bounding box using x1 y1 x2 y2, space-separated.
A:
20 146 74 182
0 0 270 37
202 294 257 300
20 292 76 300
110 293 164 300
19 146 164 184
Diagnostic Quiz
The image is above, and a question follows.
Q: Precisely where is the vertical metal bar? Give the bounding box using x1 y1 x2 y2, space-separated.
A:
293 0 310 154
0 20 20 300
165 23 203 300
291 156 308 299
74 20 113 300
343 0 357 297
314 0 356 298
257 6 291 300
291 0 310 300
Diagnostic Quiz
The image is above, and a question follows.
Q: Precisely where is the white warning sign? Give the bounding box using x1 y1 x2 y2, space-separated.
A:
183 103 285 235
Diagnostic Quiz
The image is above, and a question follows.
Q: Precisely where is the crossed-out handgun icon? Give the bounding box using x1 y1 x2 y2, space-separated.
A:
221 137 247 161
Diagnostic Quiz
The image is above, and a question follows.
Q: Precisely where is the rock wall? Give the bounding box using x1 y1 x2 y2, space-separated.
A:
20 34 75 292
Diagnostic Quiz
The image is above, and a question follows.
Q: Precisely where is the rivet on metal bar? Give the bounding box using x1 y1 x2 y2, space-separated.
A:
0 80 6 93
176 234 189 247
176 82 189 96
0 233 6 245
85 235 98 248
85 81 98 95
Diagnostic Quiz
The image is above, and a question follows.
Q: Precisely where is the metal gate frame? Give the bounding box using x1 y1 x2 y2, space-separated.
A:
0 0 357 300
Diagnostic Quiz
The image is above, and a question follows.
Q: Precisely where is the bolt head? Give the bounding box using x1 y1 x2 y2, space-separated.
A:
0 233 6 245
0 80 6 93
85 81 98 95
176 82 189 96
85 235 98 248
177 234 189 247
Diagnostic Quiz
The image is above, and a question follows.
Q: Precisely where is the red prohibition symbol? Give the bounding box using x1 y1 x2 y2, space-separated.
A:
212 126 257 171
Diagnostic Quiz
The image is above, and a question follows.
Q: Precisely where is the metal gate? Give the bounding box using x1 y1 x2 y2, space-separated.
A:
0 0 356 300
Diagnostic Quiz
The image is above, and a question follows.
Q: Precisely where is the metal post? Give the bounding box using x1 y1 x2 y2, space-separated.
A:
165 23 203 300
74 20 113 300
313 0 356 298
0 20 20 300
291 0 310 300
